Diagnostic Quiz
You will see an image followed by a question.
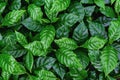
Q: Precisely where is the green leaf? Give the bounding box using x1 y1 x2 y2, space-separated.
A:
44 0 70 22
56 25 70 38
100 6 116 18
55 37 78 50
35 56 56 70
15 31 28 46
0 2 6 14
115 0 120 13
28 4 43 22
9 0 21 10
100 46 118 75
72 21 88 43
53 63 66 80
22 17 44 32
25 0 29 3
88 50 103 71
88 21 106 38
24 41 46 56
2 10 25 26
0 54 26 74
1 71 10 80
94 0 105 9
84 6 95 17
75 49 89 69
56 49 83 69
68 2 85 21
58 13 79 27
40 25 55 49
82 36 107 50
34 69 57 80
108 20 120 44
25 52 34 72
69 68 88 80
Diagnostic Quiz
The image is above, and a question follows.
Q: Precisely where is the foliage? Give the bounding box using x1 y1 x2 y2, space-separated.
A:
0 0 120 80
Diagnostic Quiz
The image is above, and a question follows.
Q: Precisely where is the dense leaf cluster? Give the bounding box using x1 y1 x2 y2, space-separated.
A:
0 0 120 80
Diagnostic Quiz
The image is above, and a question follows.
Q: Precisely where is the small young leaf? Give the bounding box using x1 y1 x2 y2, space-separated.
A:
15 31 28 46
28 4 43 22
55 38 78 50
1 71 10 80
56 49 83 69
9 0 21 10
101 46 118 76
2 10 25 26
82 36 107 50
25 52 34 72
40 25 55 49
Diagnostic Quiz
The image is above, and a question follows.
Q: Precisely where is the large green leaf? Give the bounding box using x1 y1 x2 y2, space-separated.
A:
82 36 107 50
15 31 28 46
88 21 106 38
0 54 26 74
2 10 25 26
22 17 44 32
40 25 55 49
108 20 120 44
56 49 82 69
24 41 46 56
100 46 118 75
55 37 78 50
25 52 34 72
34 69 57 80
28 4 43 22
44 0 70 22
0 2 6 14
9 0 21 10
72 21 88 43
88 50 103 71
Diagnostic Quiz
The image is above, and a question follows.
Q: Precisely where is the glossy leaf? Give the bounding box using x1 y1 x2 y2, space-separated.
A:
40 25 55 49
34 69 57 80
56 49 83 69
108 20 120 44
82 36 107 50
22 17 44 32
24 41 46 56
100 6 115 18
44 0 70 22
15 31 28 46
55 37 78 50
85 6 95 16
94 0 105 9
0 54 26 74
101 46 118 75
28 4 43 22
25 52 34 72
2 10 25 26
72 21 88 43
